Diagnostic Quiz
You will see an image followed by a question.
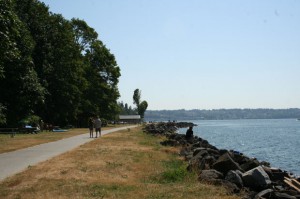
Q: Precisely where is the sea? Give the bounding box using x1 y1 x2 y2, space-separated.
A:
177 119 300 176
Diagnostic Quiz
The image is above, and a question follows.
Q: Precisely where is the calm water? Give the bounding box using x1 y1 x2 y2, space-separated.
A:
178 119 300 175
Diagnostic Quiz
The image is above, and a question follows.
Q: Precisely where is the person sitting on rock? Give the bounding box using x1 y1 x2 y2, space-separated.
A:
185 126 193 139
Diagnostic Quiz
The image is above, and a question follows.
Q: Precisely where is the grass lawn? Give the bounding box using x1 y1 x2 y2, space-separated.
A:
0 127 242 199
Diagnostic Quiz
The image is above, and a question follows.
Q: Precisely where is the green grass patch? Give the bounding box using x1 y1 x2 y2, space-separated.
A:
159 159 189 183
148 157 190 184
87 183 136 198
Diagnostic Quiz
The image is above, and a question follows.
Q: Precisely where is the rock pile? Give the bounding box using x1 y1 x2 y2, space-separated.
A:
142 122 195 135
143 122 300 199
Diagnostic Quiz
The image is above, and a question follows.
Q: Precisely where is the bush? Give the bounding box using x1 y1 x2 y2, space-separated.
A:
0 104 6 125
19 115 41 126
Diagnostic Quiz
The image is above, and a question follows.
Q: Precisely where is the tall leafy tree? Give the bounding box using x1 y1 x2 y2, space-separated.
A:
71 18 99 122
13 0 53 122
0 0 45 126
84 40 121 120
0 0 13 124
14 0 86 125
133 89 148 118
72 18 121 121
41 14 85 125
133 89 141 107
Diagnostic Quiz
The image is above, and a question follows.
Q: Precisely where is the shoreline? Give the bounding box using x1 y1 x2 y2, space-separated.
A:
177 119 300 176
143 122 300 198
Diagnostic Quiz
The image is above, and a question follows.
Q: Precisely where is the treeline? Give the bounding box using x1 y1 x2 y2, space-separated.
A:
118 102 137 115
0 0 120 127
145 108 300 121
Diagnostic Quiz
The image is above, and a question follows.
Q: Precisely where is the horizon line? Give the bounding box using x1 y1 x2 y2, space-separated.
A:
146 108 300 111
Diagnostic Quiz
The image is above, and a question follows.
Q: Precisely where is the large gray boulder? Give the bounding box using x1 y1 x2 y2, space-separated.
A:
199 169 223 181
225 170 244 188
240 158 260 171
192 148 208 158
242 166 271 190
212 152 243 174
263 167 289 182
199 170 241 193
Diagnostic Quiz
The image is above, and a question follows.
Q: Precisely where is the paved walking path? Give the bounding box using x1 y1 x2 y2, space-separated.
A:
0 126 137 181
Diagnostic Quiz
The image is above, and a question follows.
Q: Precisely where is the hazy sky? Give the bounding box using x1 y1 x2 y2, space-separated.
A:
40 0 300 110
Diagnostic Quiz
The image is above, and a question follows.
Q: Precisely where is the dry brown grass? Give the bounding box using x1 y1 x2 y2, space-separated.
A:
0 125 128 154
0 127 242 199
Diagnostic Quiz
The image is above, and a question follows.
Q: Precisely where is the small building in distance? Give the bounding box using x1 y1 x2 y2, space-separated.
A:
119 115 141 124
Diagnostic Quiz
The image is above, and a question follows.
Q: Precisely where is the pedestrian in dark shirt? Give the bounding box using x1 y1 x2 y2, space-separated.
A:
88 117 94 138
186 126 193 139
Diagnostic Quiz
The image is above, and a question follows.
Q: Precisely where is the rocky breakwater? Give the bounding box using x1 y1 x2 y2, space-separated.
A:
143 122 300 199
142 122 196 136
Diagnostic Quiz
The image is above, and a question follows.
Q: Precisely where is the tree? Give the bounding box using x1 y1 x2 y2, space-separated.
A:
133 89 148 118
138 101 148 118
43 14 85 125
133 89 141 107
0 0 45 126
1 0 122 126
12 0 89 126
83 38 121 120
118 101 136 115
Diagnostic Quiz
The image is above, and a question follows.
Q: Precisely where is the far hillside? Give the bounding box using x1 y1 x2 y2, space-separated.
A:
145 108 300 121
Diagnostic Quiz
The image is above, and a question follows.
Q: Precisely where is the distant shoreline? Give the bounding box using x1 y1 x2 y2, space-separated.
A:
145 108 300 121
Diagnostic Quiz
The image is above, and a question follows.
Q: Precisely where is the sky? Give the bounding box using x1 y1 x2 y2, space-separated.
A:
40 0 300 110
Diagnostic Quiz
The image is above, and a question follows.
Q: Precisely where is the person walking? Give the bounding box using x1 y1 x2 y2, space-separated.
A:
88 117 94 138
94 116 102 138
39 120 44 132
